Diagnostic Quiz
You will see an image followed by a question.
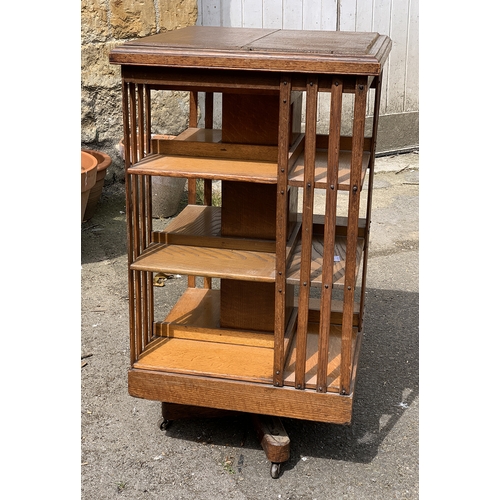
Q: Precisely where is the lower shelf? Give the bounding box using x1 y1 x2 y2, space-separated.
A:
134 336 275 384
134 288 360 393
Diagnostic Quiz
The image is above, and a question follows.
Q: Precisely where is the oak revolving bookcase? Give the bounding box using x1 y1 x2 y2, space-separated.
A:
110 26 391 478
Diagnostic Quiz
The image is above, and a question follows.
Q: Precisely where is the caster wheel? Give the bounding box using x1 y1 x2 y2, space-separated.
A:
157 418 171 431
270 462 281 479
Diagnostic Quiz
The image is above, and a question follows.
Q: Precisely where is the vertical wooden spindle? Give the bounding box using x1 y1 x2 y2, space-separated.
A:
317 78 343 393
358 73 383 331
273 75 292 387
295 77 318 390
340 76 368 394
144 85 154 343
122 80 136 364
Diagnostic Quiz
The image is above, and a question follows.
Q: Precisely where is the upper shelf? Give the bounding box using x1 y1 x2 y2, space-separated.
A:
128 153 278 184
127 128 372 189
128 127 278 183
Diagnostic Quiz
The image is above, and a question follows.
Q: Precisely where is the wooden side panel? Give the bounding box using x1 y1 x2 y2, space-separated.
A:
128 369 354 424
221 181 277 239
220 280 294 332
218 91 299 334
221 92 302 146
222 93 280 145
220 280 276 332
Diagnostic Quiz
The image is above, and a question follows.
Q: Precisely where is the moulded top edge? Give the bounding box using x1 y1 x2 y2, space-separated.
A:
109 26 392 76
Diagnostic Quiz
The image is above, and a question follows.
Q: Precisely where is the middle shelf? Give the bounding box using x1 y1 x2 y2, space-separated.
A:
131 204 365 287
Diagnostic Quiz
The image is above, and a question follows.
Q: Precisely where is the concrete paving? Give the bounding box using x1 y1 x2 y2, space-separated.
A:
81 151 418 499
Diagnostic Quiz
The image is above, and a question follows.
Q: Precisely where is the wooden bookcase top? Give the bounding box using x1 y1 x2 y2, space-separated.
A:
110 26 391 76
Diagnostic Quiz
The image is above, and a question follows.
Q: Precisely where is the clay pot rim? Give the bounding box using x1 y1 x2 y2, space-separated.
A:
81 151 98 192
81 151 98 173
82 149 112 172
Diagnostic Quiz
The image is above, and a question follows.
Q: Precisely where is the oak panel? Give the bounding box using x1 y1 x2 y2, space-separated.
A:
128 369 354 424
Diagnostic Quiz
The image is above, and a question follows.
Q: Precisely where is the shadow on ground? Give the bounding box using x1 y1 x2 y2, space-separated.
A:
152 285 418 472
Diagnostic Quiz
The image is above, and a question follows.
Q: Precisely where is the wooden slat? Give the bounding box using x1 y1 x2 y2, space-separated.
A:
187 92 199 289
317 77 343 393
359 73 383 331
131 243 276 282
295 76 318 390
203 92 213 288
349 324 364 395
145 86 154 344
187 176 197 288
189 91 198 127
273 75 292 387
129 85 145 358
122 80 136 364
340 76 368 394
205 92 214 129
137 86 149 351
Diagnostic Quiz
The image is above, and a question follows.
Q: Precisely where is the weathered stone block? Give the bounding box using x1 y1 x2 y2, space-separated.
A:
81 0 110 43
150 90 190 135
109 0 156 38
81 0 200 182
157 0 198 32
81 42 121 89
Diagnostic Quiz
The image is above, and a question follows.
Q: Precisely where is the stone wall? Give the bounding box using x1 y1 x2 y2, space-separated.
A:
81 0 198 183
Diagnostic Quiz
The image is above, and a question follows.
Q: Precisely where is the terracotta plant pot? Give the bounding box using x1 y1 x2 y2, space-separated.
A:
82 149 112 221
81 151 98 223
119 135 186 218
